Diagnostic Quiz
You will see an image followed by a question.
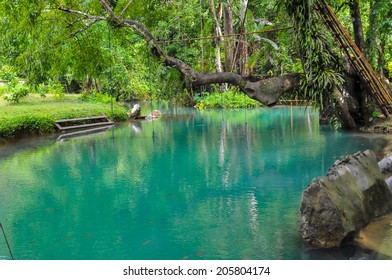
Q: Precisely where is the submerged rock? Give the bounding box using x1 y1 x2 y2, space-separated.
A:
300 150 392 248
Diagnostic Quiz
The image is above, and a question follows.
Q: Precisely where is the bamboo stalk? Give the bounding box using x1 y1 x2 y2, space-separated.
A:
0 223 14 260
315 0 392 116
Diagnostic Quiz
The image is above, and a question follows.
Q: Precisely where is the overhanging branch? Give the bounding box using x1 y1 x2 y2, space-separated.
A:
57 2 300 106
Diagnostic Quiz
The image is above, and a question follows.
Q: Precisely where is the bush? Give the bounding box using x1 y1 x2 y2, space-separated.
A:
0 65 18 85
0 85 8 96
0 114 55 138
48 80 65 99
36 83 49 97
3 83 29 103
195 89 262 109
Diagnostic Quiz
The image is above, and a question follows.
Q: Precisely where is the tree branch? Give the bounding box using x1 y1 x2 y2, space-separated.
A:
58 2 300 106
58 6 106 20
99 0 118 20
120 0 135 17
64 19 103 41
65 18 85 28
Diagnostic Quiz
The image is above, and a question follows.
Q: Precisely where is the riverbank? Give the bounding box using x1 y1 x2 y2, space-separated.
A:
0 94 127 139
361 117 392 134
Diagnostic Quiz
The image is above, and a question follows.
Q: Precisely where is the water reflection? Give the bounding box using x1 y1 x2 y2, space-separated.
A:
0 106 390 259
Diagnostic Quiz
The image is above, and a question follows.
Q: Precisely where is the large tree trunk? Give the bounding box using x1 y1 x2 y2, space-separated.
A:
376 38 386 80
333 86 357 129
59 0 300 106
208 0 224 73
348 0 365 52
234 0 249 75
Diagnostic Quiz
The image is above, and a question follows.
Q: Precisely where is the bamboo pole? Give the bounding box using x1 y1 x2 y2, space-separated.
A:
315 0 392 117
0 223 14 260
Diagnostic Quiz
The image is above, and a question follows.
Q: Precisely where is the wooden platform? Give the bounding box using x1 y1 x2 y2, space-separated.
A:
55 115 114 131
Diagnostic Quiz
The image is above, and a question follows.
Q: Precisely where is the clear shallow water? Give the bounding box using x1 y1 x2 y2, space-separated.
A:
0 106 388 260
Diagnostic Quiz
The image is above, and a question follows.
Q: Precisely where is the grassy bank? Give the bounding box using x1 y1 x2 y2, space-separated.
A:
0 94 128 139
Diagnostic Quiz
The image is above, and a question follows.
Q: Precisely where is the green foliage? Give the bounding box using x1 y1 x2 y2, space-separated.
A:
80 91 115 103
35 83 48 97
195 89 262 109
47 80 65 99
365 0 392 71
2 0 386 110
0 85 8 96
279 0 344 108
0 64 30 102
0 114 55 138
329 114 342 130
0 65 18 85
3 83 30 103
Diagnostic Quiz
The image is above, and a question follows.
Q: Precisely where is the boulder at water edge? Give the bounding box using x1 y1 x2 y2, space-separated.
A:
300 150 392 248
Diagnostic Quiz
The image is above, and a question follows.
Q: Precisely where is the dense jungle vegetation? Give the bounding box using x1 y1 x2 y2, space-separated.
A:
0 0 391 131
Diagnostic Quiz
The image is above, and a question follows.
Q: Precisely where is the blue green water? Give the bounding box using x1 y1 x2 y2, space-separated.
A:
0 107 388 260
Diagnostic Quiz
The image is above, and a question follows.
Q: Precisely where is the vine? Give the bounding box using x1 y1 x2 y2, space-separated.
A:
279 0 344 109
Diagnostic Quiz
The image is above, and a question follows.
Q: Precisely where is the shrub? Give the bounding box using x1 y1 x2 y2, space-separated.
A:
48 80 65 99
0 65 18 85
0 114 55 138
195 89 262 109
0 85 8 96
3 83 29 103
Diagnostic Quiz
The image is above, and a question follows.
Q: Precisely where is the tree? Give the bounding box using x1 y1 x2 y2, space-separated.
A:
54 0 299 106
348 0 365 52
365 0 392 80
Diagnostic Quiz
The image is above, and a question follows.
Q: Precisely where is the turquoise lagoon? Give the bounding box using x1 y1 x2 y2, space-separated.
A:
0 107 388 259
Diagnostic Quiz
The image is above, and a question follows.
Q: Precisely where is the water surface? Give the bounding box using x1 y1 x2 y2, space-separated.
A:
0 107 388 259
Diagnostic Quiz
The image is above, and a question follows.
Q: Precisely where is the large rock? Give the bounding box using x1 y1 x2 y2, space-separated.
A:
300 150 392 248
127 104 141 119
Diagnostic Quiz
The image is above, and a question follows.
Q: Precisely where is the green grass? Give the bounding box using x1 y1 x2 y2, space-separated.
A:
0 94 128 138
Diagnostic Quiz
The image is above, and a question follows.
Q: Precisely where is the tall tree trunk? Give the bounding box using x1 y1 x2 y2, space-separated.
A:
233 0 249 75
85 74 92 93
208 0 223 73
348 0 372 126
223 1 234 72
365 0 377 64
348 0 365 51
376 38 385 78
333 86 357 129
238 36 249 75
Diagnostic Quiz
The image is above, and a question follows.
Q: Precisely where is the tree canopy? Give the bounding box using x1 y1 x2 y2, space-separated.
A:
0 0 391 125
